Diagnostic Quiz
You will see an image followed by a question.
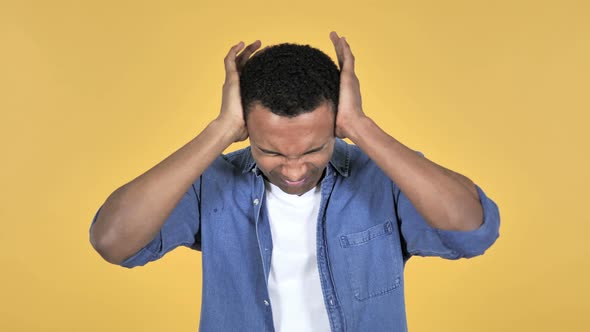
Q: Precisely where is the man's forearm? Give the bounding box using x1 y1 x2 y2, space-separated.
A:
90 119 237 264
347 116 483 231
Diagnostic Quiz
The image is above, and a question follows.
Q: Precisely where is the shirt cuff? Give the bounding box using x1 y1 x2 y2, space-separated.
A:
434 184 501 259
90 205 161 268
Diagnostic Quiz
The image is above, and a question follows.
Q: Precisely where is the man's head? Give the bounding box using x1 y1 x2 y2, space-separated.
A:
239 43 340 195
240 43 340 119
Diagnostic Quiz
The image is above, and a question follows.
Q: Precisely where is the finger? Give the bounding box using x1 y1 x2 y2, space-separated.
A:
340 37 355 73
236 40 262 72
329 31 344 69
224 41 245 81
329 31 340 45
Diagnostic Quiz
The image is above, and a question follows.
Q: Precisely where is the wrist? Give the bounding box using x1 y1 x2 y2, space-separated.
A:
343 115 373 143
210 115 247 143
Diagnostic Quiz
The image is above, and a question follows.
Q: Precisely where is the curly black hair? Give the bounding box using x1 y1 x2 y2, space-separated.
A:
239 43 340 120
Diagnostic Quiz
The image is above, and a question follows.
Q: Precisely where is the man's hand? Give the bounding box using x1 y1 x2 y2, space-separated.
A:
90 39 264 265
329 31 366 139
217 40 262 142
328 33 484 232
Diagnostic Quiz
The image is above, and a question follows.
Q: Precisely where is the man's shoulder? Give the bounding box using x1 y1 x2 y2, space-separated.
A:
340 140 425 180
210 145 255 173
341 140 372 166
222 145 252 163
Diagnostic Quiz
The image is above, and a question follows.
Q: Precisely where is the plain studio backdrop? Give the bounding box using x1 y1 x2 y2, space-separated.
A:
1 0 588 331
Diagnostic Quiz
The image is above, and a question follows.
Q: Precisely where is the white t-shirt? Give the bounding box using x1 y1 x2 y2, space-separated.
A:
264 180 331 332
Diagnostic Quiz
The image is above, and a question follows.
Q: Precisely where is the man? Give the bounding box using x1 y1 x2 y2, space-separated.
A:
89 31 500 331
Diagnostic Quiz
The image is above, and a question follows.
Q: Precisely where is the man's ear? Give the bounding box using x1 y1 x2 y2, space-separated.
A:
242 107 249 126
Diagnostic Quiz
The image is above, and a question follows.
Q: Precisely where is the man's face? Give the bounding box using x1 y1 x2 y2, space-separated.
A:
247 102 336 196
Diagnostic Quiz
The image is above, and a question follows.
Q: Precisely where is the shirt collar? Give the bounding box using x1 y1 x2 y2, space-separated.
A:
241 138 351 178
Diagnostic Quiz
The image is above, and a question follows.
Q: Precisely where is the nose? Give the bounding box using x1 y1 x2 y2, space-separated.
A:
281 159 307 182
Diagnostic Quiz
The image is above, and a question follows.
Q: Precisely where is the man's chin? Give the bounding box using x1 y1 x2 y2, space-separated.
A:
275 180 318 196
267 172 323 195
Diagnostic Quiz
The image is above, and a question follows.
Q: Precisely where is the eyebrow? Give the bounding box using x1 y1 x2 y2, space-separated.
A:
256 144 325 156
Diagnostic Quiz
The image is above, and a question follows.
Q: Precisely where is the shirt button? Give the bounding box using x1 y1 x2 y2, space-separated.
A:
328 295 336 306
264 300 270 306
253 198 259 205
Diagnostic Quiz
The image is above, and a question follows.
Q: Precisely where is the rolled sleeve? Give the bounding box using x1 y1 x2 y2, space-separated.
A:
397 182 501 260
89 181 202 268
434 184 500 258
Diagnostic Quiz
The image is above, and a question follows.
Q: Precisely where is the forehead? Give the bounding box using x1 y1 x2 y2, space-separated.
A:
247 103 335 154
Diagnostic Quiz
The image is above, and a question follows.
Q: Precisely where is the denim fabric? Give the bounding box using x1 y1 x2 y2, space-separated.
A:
90 138 501 331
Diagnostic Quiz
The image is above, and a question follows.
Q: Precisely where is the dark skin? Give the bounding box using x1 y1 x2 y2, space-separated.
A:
89 39 264 264
246 32 482 231
90 31 482 266
327 32 483 231
247 102 335 196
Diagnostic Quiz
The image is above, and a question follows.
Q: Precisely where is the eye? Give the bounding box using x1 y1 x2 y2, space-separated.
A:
303 147 323 155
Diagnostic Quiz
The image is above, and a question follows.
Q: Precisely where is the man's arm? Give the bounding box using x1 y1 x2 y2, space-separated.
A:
347 117 482 231
89 40 261 265
329 32 482 232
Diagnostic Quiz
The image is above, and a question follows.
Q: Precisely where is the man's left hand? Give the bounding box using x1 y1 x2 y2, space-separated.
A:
330 31 366 139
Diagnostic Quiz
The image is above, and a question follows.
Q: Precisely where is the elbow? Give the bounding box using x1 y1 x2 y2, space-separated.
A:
444 195 486 232
89 214 127 265
90 228 125 265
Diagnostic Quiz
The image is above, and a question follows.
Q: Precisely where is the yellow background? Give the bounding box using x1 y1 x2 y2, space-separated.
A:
1 0 588 331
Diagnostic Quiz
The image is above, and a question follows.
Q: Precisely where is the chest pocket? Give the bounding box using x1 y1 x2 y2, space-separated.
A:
339 220 402 301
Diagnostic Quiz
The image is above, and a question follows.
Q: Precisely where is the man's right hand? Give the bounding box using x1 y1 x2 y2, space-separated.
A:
217 40 262 142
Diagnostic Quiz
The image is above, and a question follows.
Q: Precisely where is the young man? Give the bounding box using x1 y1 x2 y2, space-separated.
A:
89 31 500 331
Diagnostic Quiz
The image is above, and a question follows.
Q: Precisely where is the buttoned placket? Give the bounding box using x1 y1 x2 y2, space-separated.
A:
252 167 276 332
251 164 346 332
316 166 346 332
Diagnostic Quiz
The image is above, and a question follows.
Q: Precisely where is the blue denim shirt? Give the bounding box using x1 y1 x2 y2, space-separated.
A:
90 138 500 331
